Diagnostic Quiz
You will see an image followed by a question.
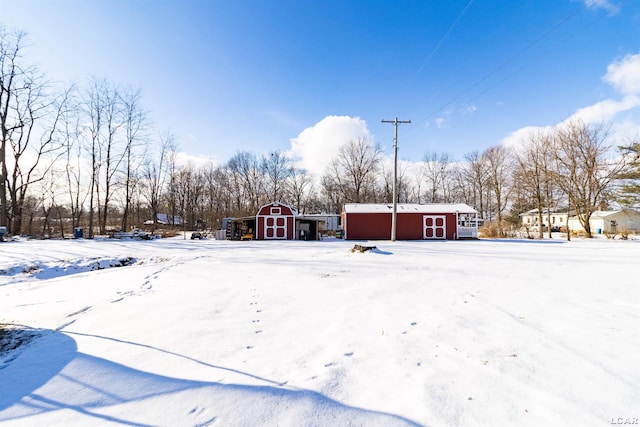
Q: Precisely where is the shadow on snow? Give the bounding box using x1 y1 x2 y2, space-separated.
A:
0 328 423 426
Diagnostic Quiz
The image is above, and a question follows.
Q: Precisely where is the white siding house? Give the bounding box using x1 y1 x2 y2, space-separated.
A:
567 209 640 234
519 209 569 231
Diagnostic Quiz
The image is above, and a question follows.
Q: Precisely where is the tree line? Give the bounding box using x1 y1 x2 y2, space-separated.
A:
2 27 639 239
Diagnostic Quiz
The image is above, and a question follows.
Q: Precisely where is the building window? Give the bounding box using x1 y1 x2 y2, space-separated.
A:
271 207 281 215
457 214 477 228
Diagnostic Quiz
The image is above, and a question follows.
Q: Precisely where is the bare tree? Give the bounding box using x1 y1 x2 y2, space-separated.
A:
170 164 206 231
59 85 89 230
0 27 23 230
83 77 129 235
166 146 180 225
98 81 124 233
483 145 513 236
320 173 343 214
1 29 69 234
36 168 60 238
421 151 452 203
380 160 412 203
201 162 231 230
83 78 103 237
515 130 557 238
616 141 640 208
460 151 490 219
286 167 314 213
6 78 68 235
227 151 264 214
322 137 382 204
551 120 632 238
261 150 292 202
1 30 32 232
120 87 148 231
141 132 174 227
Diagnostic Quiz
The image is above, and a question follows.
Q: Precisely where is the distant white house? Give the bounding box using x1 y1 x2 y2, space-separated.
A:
567 209 640 234
519 208 569 231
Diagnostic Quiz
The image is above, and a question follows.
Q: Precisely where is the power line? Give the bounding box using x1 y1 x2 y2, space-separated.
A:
459 7 612 113
414 0 631 127
407 0 475 90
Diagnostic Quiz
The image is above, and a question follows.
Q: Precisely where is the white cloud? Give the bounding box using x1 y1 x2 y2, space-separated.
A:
565 53 640 124
567 96 640 124
500 125 555 153
584 0 619 13
501 52 640 150
604 53 640 96
174 151 218 169
288 116 371 178
611 116 640 142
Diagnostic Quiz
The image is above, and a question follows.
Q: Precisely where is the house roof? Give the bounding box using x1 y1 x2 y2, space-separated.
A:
589 209 640 219
256 202 298 217
519 208 569 216
343 203 477 214
567 208 640 221
589 210 618 219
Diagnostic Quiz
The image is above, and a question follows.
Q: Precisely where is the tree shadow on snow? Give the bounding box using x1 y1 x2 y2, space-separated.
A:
0 329 424 426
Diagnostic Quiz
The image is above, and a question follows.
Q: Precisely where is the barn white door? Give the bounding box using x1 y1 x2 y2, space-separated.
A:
423 215 446 239
264 216 287 239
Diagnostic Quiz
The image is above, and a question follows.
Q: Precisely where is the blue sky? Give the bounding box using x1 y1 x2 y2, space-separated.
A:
2 0 639 176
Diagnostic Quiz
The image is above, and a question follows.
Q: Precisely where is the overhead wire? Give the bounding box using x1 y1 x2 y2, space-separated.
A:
406 0 475 91
421 2 596 124
458 6 616 113
405 0 631 139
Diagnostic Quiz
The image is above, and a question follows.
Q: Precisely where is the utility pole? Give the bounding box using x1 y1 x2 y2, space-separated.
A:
381 117 411 241
566 195 571 241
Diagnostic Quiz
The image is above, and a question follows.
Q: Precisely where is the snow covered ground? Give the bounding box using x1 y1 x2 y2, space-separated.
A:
0 236 638 426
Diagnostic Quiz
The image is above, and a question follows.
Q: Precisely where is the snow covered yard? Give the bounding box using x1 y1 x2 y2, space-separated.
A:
0 237 638 426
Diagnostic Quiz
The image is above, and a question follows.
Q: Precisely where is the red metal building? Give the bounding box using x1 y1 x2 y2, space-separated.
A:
342 203 478 240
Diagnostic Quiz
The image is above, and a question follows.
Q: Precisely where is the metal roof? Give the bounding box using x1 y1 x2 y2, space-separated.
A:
342 203 478 214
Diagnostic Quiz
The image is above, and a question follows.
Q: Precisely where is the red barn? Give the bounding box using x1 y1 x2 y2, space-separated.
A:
256 202 296 240
226 202 325 241
342 203 478 240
